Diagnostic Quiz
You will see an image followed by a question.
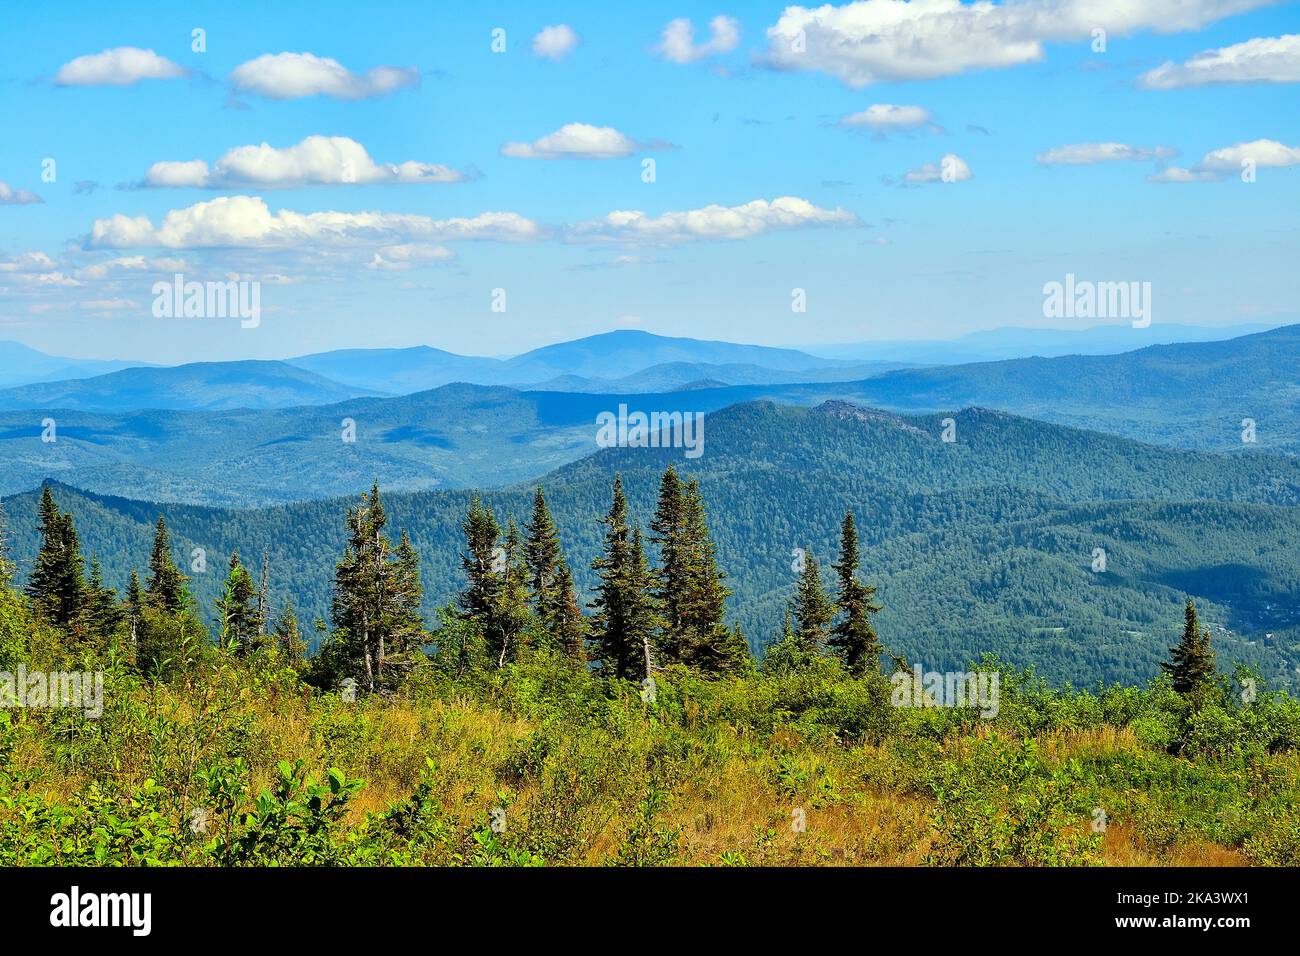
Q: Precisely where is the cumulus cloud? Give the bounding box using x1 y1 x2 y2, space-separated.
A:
1146 139 1300 183
230 52 418 100
762 0 1273 87
533 24 580 60
55 47 186 86
566 196 858 244
1199 138 1300 170
655 16 741 63
368 243 456 270
502 123 659 160
141 136 466 189
0 181 42 205
74 256 188 280
86 195 541 249
1140 33 1300 89
1036 143 1176 165
839 103 932 129
903 153 972 183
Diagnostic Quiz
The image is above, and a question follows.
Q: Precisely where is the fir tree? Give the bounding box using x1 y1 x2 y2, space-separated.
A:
549 561 588 664
458 495 501 623
789 548 834 655
332 484 425 694
146 516 188 614
525 486 562 611
675 479 748 674
1162 597 1216 697
649 465 688 660
590 476 660 680
215 550 261 653
26 488 86 629
85 558 124 646
274 602 307 668
491 517 533 667
828 511 884 676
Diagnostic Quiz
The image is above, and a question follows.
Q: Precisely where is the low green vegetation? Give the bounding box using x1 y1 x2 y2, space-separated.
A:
2 479 1298 867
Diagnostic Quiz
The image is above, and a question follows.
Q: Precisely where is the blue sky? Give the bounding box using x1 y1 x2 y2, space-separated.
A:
1 0 1297 362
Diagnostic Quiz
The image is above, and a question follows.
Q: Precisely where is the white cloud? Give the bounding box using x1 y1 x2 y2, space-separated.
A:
502 123 650 160
762 0 1273 86
0 181 42 205
230 52 418 100
1199 138 1300 171
567 196 858 244
55 47 186 86
0 252 57 273
86 196 541 249
903 153 972 183
1145 139 1300 182
533 24 581 60
1145 167 1222 183
1036 143 1176 165
368 243 456 270
839 103 932 129
74 256 188 280
656 16 741 64
142 136 465 188
1140 33 1300 89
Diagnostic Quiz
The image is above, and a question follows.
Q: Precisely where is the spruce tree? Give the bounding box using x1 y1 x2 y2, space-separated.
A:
590 476 659 680
332 484 425 694
549 561 588 664
274 601 308 668
789 548 834 655
215 550 261 653
126 570 144 657
675 479 748 674
649 465 688 660
492 517 533 667
1162 597 1216 697
146 516 188 614
27 488 86 629
828 511 884 676
0 502 14 587
85 558 124 645
458 494 501 623
525 487 562 611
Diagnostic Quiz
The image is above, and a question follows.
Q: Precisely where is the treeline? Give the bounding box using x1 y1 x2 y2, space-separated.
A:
5 468 897 694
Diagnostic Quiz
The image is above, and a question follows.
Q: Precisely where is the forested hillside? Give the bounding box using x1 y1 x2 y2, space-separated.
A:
7 400 1300 687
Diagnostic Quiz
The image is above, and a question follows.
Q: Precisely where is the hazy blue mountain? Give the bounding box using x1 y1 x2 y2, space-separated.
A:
7 401 1300 688
525 359 908 393
3 325 1297 505
286 329 853 393
0 340 151 389
0 360 380 412
800 321 1284 364
786 323 1300 452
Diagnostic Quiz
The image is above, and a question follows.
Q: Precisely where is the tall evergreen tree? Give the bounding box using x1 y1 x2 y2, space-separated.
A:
146 516 188 614
125 570 144 657
590 476 659 680
492 517 533 667
525 487 562 610
332 484 425 694
26 487 86 629
828 511 884 676
458 494 502 623
215 550 261 653
789 548 834 655
675 479 748 674
1161 597 1216 697
549 561 588 664
274 601 308 668
85 558 124 645
649 465 688 659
